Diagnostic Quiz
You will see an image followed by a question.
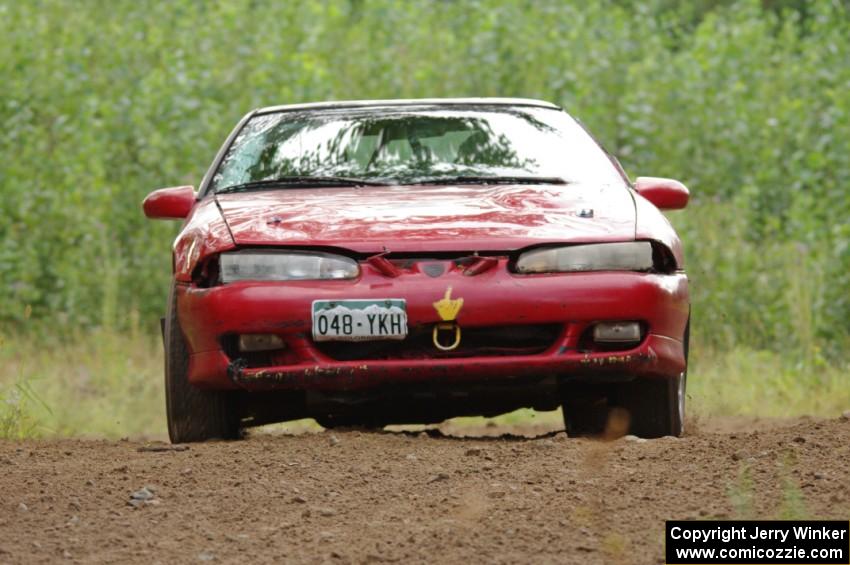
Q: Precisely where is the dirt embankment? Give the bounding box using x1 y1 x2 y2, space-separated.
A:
1 416 849 564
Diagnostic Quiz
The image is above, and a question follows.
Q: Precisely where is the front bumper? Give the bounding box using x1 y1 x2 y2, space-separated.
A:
176 261 689 391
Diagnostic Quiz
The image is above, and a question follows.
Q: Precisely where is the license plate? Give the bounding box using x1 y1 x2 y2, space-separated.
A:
312 299 407 341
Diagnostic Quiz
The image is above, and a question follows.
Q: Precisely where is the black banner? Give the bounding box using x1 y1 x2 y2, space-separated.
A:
666 521 849 564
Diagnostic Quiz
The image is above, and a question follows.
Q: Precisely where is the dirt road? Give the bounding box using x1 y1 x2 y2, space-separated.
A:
1 416 848 564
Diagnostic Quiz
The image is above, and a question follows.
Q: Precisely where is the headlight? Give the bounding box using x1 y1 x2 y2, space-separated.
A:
219 251 359 283
515 242 654 273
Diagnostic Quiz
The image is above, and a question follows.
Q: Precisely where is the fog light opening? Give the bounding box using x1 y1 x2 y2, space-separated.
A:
238 334 285 352
592 322 642 344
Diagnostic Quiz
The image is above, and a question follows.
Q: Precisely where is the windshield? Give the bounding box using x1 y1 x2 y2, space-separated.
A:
209 105 625 193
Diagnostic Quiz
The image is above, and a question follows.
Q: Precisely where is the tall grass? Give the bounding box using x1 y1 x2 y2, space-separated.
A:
0 330 164 438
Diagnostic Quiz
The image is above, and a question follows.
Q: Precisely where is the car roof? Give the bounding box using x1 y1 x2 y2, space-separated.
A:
253 97 561 115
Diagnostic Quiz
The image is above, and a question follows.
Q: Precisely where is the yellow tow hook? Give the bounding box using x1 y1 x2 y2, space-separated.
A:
433 322 462 351
432 287 464 351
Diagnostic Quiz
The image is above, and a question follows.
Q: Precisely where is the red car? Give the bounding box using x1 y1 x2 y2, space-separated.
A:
143 98 690 443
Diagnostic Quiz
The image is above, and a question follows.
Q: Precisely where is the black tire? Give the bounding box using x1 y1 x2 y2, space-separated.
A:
165 284 240 443
561 318 689 439
616 318 689 438
616 373 685 438
560 382 616 437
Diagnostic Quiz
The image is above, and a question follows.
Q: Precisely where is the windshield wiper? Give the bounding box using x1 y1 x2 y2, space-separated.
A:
405 175 568 186
216 176 389 193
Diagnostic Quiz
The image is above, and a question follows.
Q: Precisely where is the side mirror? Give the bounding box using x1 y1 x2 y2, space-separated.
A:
143 185 196 219
634 177 689 210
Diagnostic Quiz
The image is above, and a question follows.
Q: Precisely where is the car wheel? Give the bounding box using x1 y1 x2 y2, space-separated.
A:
165 284 240 443
618 319 689 438
560 382 616 437
616 373 685 438
562 318 689 439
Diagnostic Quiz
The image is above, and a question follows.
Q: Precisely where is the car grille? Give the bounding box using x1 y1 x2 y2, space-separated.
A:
314 324 561 361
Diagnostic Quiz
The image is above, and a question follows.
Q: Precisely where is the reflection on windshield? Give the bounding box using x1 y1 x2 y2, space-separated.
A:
211 107 623 191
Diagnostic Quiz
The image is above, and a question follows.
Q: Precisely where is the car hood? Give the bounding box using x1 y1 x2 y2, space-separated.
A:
215 183 636 253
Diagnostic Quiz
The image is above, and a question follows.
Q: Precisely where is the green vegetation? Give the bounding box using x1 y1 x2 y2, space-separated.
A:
0 377 47 440
728 464 756 519
0 331 164 438
728 458 811 520
1 0 848 437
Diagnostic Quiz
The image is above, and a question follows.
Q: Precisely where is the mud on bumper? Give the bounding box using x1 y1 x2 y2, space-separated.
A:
176 268 689 392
